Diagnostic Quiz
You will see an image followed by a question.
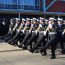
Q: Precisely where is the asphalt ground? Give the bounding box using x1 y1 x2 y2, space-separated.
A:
0 43 65 65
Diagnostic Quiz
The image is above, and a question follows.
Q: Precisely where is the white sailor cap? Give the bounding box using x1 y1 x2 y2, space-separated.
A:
16 18 20 21
57 18 63 21
40 17 44 20
26 18 31 21
22 18 26 21
49 17 56 21
31 19 33 21
33 18 37 20
36 19 39 22
44 19 48 22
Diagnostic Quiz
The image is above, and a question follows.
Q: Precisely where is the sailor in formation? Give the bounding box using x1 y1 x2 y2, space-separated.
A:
2 17 65 59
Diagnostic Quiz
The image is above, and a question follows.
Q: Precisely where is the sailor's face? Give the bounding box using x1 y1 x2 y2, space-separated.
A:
33 20 37 24
22 20 24 23
27 20 30 24
31 22 33 24
16 20 19 24
21 20 24 23
52 21 55 25
40 20 43 24
58 21 61 24
49 20 52 24
45 21 48 24
63 21 65 24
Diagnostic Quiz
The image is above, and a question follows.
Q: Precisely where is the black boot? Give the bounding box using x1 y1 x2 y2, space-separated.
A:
51 56 56 59
41 50 47 56
61 50 65 54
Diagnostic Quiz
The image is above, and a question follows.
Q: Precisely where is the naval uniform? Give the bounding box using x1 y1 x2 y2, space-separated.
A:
24 24 39 50
31 24 48 55
5 22 19 42
20 24 31 48
2 20 15 39
8 23 25 45
56 24 65 53
40 23 58 59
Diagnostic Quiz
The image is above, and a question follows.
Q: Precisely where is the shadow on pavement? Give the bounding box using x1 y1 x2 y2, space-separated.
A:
0 49 23 53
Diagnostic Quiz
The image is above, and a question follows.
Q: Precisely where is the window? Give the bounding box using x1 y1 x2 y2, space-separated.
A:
18 0 24 5
0 0 5 4
23 0 35 6
12 0 17 4
35 0 39 6
0 0 17 4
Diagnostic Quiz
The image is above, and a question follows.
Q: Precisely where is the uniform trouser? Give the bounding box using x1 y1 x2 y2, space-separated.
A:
14 33 26 46
8 32 20 43
8 31 25 44
41 34 57 58
24 34 38 49
12 33 26 46
33 34 47 53
2 31 11 39
20 33 31 46
5 31 16 42
63 34 65 44
57 34 65 52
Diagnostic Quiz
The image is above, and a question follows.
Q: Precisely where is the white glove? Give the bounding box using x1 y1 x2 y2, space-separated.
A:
48 24 52 29
62 31 64 35
17 30 19 33
44 31 46 36
35 30 38 35
9 27 11 31
29 30 31 33
39 24 42 28
13 28 15 31
23 30 25 33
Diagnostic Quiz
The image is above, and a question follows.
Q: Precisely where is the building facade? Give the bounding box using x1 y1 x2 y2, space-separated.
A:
44 0 65 16
0 0 44 19
0 0 65 19
0 0 42 13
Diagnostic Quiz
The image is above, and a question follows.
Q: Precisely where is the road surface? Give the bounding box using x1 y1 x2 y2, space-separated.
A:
0 43 65 65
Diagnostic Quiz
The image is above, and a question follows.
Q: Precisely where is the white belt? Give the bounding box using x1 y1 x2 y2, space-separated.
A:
21 30 25 33
39 31 44 34
49 32 57 34
32 31 38 35
21 30 23 32
32 31 36 33
25 30 28 31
